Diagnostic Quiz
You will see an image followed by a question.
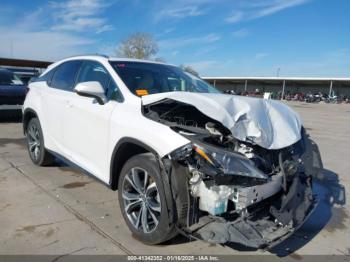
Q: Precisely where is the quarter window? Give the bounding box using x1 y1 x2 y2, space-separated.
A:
36 68 55 84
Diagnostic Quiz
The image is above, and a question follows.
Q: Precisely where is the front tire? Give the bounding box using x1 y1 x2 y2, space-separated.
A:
26 118 54 166
118 153 177 244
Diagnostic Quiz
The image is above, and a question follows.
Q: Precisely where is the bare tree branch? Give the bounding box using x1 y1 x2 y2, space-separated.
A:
116 32 159 60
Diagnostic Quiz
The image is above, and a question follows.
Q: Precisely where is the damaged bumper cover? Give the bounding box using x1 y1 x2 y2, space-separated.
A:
188 173 316 249
161 132 319 250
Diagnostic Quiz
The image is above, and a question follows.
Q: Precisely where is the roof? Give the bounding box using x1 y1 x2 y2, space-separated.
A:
56 54 167 64
108 57 167 65
44 56 175 76
202 76 350 82
0 55 168 70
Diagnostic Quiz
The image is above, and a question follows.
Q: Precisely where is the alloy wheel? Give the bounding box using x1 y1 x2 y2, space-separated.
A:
121 167 162 233
27 123 41 161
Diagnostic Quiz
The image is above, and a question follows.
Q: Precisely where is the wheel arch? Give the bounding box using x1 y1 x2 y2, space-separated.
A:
109 137 159 190
23 108 39 134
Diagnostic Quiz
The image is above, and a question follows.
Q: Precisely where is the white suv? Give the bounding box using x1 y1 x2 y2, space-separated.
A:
23 55 320 248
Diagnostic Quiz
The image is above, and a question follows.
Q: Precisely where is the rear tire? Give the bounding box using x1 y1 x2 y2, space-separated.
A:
118 153 177 244
26 118 54 166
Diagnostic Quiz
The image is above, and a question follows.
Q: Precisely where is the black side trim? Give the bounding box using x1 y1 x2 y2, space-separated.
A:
109 137 158 190
47 149 110 188
22 108 38 134
75 90 104 105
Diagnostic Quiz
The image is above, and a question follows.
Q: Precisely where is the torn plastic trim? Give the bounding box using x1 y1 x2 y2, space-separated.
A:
186 173 316 249
166 141 282 219
161 135 318 249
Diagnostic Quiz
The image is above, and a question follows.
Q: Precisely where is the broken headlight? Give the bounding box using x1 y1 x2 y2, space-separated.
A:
193 143 269 182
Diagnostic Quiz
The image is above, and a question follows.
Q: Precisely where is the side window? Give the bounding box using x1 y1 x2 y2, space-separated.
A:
35 68 55 84
76 61 110 95
51 61 82 91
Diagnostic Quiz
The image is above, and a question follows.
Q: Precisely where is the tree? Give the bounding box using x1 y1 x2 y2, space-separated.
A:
116 32 159 60
180 64 200 77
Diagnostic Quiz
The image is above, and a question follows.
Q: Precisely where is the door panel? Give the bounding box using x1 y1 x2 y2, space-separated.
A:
41 60 82 156
62 60 117 181
41 86 70 154
63 94 115 180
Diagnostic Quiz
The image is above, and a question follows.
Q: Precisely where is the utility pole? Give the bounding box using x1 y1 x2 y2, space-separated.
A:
281 80 286 100
329 81 333 97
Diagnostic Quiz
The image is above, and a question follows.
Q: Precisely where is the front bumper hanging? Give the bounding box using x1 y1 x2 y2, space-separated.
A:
184 174 316 249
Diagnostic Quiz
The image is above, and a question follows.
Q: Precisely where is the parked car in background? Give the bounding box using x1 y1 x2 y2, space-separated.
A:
224 89 236 95
23 55 321 249
0 68 28 117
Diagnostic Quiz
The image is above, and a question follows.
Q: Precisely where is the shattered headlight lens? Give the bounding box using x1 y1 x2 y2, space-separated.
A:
193 144 268 180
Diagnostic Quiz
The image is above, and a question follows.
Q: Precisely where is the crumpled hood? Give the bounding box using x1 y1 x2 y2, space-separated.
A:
142 92 303 150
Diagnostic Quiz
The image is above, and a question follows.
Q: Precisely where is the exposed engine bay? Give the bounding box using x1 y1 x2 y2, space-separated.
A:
142 97 321 249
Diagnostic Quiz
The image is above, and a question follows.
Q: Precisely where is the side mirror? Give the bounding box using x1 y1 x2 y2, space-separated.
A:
74 81 106 105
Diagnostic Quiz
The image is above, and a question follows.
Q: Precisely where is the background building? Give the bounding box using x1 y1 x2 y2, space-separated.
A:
203 77 350 98
0 58 51 84
1 57 350 99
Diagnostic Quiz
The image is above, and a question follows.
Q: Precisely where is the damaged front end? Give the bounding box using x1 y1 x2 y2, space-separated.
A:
143 98 319 249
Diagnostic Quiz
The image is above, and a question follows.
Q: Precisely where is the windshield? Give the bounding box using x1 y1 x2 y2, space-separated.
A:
0 70 24 86
110 61 221 96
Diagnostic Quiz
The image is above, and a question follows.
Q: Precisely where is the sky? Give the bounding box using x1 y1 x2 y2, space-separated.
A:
0 0 349 77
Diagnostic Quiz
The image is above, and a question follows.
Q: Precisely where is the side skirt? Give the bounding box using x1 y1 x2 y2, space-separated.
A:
46 149 112 189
